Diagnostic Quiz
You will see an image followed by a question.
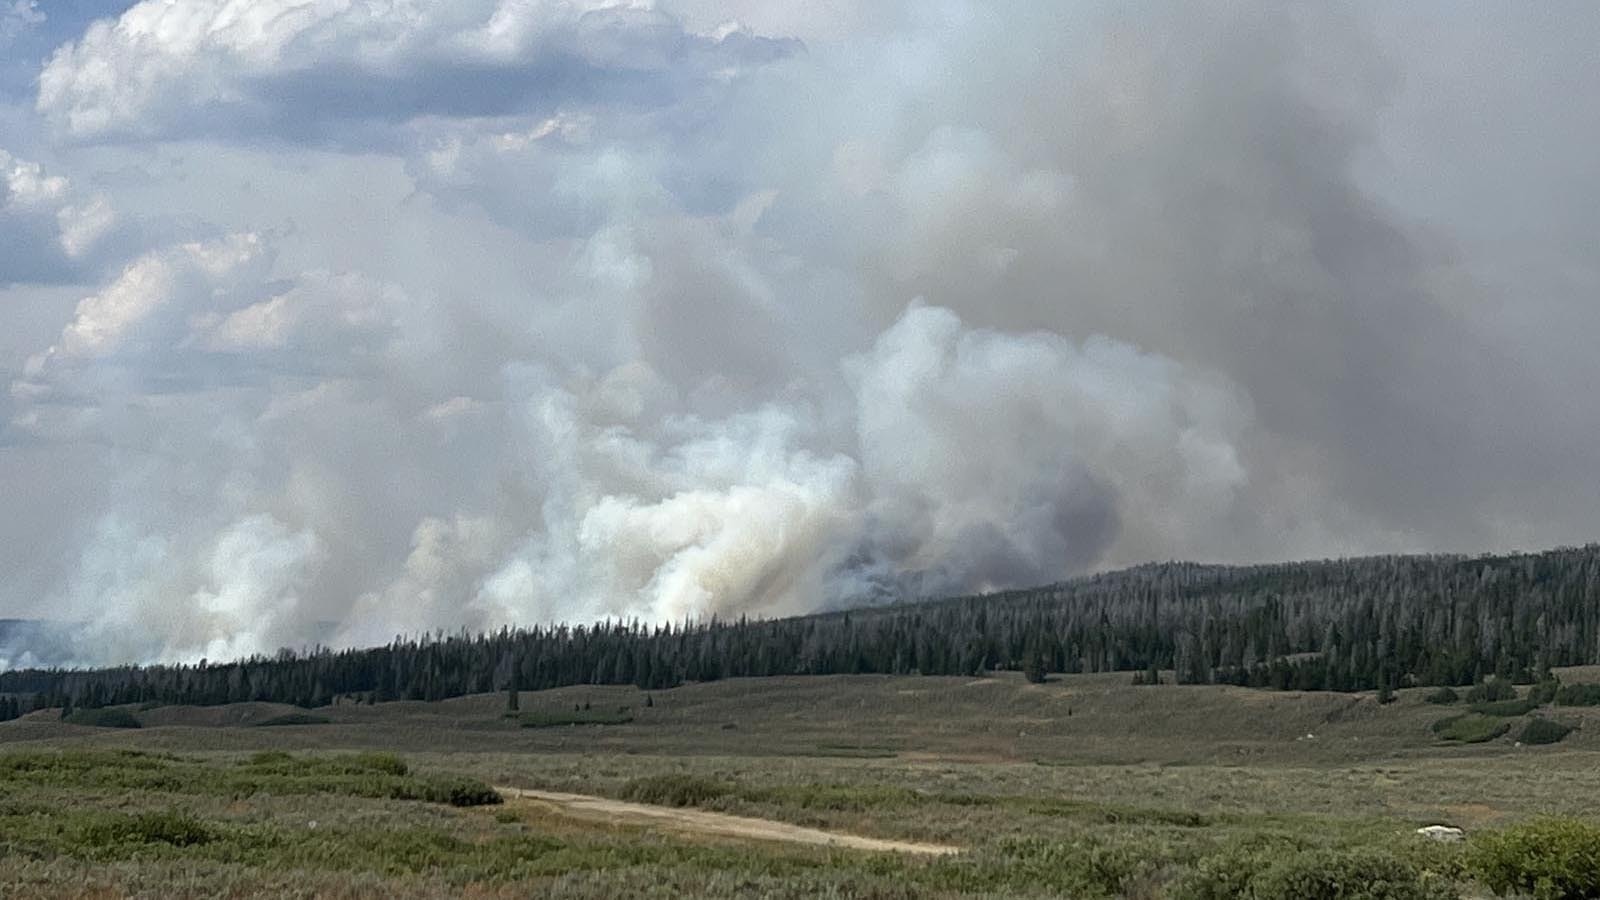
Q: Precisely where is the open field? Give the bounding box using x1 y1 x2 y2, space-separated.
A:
497 787 958 855
4 670 1600 897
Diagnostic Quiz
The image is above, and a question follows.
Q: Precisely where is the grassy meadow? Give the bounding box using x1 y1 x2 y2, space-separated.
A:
3 670 1600 897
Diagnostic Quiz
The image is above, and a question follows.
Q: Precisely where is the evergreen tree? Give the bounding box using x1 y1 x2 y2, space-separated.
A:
9 544 1600 710
1022 646 1047 684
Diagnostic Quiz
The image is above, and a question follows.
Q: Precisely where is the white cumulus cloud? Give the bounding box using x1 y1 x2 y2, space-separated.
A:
0 1 43 46
0 148 117 283
38 0 798 140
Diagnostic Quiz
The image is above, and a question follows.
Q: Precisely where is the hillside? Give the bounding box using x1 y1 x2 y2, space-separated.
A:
7 544 1600 715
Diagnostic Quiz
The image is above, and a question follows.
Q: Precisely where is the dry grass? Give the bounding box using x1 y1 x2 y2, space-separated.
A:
4 670 1599 896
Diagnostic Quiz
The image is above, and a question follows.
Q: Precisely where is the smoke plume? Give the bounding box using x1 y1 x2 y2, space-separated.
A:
1 1 1598 665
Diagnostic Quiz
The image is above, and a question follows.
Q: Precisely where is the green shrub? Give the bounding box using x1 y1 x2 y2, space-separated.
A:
1424 687 1460 705
1530 678 1562 706
1178 849 1266 900
242 750 409 777
1247 848 1456 900
1433 714 1512 743
0 749 501 813
745 783 923 812
63 707 141 728
517 708 633 727
346 752 409 777
1471 699 1538 717
1174 835 1311 900
1555 683 1600 706
618 774 731 807
1518 718 1575 746
1019 837 1151 897
1469 818 1600 899
1177 845 1451 900
938 835 1157 898
807 744 898 759
78 810 214 848
421 775 502 807
251 712 330 727
1468 679 1517 703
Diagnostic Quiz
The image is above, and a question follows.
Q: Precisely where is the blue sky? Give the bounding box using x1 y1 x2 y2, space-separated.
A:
1 1 1597 666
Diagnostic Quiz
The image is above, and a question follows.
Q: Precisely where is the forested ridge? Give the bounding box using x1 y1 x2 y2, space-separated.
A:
6 545 1600 715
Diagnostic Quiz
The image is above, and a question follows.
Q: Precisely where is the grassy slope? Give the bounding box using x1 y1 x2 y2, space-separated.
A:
1 669 1597 897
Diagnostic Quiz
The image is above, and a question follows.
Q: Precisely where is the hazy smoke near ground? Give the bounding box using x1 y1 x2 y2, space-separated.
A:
1 1 1598 666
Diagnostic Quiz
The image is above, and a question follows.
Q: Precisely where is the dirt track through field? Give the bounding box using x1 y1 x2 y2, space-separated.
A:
495 787 960 856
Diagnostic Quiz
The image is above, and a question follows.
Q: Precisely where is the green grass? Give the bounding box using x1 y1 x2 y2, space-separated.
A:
0 749 499 807
1470 698 1539 717
8 671 1600 896
618 774 730 807
1431 713 1513 743
612 774 1313 834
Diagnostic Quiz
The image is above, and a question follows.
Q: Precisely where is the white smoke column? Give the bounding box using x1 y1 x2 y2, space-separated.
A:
13 229 1252 660
845 303 1249 598
48 514 317 666
190 515 321 661
27 2 1591 668
337 303 1250 641
465 387 861 630
12 233 420 663
337 515 512 648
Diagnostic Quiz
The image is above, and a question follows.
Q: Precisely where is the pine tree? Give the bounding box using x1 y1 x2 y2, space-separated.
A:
1022 646 1047 684
11 545 1600 710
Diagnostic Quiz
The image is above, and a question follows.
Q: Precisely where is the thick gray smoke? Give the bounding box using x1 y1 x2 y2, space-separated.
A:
1 1 1597 666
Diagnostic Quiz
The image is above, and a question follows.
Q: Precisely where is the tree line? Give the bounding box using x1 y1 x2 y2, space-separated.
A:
6 545 1600 713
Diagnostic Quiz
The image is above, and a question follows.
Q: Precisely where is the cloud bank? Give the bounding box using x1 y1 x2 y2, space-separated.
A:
2 1 1598 665
38 0 797 141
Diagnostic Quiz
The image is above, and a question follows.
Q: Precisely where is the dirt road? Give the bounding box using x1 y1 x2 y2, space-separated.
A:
495 786 960 855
